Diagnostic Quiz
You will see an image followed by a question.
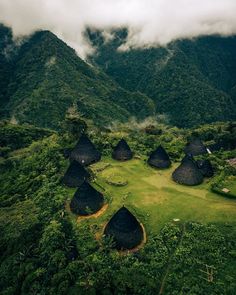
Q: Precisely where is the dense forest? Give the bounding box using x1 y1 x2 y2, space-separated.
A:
89 29 236 127
0 24 236 129
0 25 154 129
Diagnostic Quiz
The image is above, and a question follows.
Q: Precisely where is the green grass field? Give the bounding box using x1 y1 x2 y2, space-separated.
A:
68 158 236 235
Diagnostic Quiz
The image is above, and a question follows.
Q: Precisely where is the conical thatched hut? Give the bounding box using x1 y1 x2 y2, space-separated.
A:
62 160 90 188
184 138 207 156
197 159 214 177
104 207 144 250
70 134 101 166
112 139 133 161
172 155 204 186
70 181 104 216
147 145 171 169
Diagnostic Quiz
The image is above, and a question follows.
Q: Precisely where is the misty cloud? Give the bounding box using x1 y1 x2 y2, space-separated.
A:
0 0 236 58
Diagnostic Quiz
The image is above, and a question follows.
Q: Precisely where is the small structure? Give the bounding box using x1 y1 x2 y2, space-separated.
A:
148 145 171 169
104 206 144 250
112 139 133 161
62 160 90 188
222 188 230 193
226 158 236 168
197 159 214 177
70 181 104 216
70 134 101 166
172 155 204 186
207 138 236 152
184 137 207 156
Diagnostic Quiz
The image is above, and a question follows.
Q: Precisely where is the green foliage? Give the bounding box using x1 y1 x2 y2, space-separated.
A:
90 30 236 127
2 30 155 129
0 122 236 295
61 104 87 139
0 121 53 151
0 24 13 109
88 121 186 160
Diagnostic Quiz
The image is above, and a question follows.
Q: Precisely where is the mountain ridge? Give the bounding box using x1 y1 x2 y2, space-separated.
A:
0 26 155 129
0 25 235 129
89 30 236 127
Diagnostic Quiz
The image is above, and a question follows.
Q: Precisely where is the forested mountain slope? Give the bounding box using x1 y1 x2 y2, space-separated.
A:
90 30 236 127
0 24 13 109
0 26 155 129
1 24 235 129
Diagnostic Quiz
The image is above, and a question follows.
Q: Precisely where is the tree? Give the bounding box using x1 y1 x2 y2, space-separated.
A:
62 104 87 139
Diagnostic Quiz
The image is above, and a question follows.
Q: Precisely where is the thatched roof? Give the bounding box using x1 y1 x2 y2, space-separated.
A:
112 139 133 161
148 145 171 169
207 138 236 152
172 155 204 186
70 134 101 166
197 159 214 177
104 207 144 250
62 160 90 188
70 181 104 216
184 137 207 156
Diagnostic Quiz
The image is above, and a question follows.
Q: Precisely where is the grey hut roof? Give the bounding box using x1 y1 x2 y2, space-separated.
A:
172 155 204 186
207 138 236 152
184 138 207 156
70 134 101 166
62 160 90 188
112 139 133 161
70 181 104 216
197 159 214 177
104 207 144 250
148 145 171 169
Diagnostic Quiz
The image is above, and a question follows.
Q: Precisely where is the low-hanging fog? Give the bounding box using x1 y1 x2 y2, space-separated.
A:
0 0 236 58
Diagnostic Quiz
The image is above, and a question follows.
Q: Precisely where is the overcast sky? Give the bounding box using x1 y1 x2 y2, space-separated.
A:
0 0 236 58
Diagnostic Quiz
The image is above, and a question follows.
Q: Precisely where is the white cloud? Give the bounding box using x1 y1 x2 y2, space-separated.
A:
0 0 236 58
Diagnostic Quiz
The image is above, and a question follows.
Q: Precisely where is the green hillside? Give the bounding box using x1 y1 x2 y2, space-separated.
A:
0 24 13 108
90 30 236 127
1 25 235 129
0 27 155 129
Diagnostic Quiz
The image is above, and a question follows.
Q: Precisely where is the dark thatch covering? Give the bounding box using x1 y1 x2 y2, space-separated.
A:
70 181 104 216
104 207 144 250
197 159 214 177
70 134 101 166
172 155 204 186
147 145 171 169
112 139 133 161
63 148 73 159
207 138 236 152
62 160 90 188
184 138 207 156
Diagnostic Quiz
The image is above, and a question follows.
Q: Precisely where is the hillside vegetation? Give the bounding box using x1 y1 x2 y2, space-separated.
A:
0 25 155 129
90 30 236 127
0 121 236 294
1 25 236 129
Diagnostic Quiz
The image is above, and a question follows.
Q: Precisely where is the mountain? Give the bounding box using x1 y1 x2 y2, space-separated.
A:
89 30 236 127
0 24 13 108
0 26 155 129
1 25 235 129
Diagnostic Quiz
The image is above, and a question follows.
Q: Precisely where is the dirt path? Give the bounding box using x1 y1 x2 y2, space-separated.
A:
158 223 186 295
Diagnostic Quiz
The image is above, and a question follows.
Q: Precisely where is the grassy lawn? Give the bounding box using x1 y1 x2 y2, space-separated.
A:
68 158 236 235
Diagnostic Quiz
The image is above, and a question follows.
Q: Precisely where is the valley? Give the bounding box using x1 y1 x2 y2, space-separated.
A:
0 17 235 295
